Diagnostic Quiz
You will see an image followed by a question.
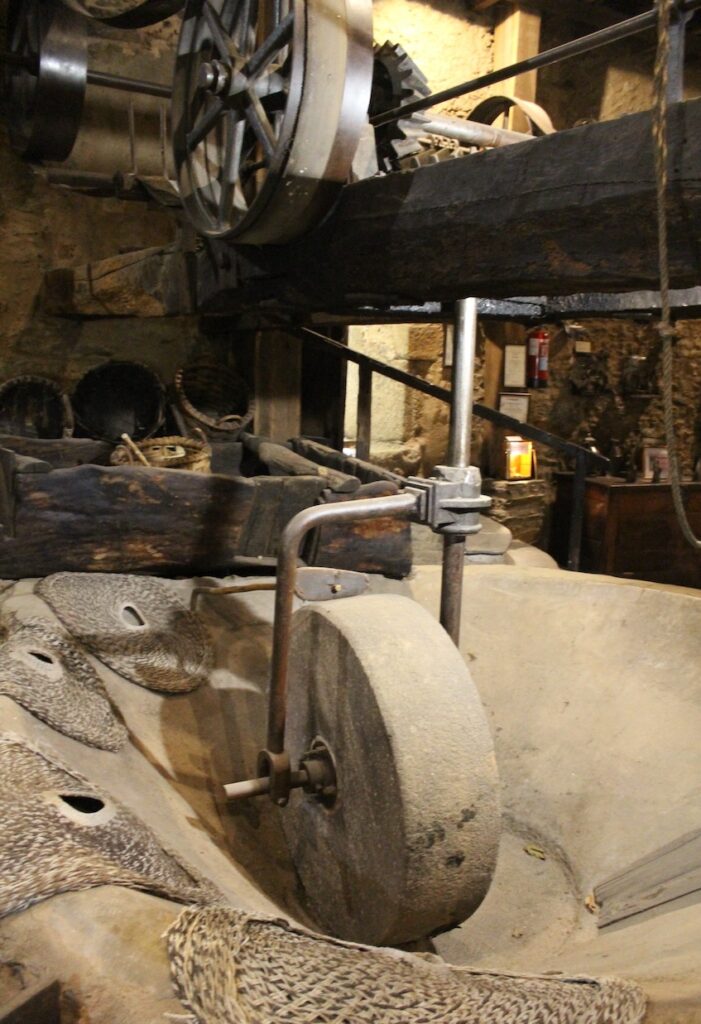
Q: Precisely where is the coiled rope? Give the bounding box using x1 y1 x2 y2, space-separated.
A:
653 0 701 548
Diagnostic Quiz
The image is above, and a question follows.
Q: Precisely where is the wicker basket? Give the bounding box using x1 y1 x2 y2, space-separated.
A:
73 360 165 443
174 361 253 437
0 375 74 439
111 433 211 474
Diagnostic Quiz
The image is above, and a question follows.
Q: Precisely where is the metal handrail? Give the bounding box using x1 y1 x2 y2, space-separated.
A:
295 325 609 571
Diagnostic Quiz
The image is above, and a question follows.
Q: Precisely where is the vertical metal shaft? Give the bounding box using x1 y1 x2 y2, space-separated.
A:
440 298 478 645
448 299 478 470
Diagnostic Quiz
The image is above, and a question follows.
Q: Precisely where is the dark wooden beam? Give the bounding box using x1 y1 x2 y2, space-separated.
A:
215 98 701 308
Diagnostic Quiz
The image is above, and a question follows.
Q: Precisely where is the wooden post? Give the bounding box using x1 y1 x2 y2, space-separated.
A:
254 330 302 442
493 4 542 133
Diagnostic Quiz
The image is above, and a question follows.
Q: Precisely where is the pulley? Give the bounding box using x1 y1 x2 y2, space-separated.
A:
171 0 373 243
5 0 88 162
3 0 173 167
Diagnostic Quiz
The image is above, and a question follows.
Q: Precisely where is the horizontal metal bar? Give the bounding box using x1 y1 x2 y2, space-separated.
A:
371 0 701 129
296 326 608 468
87 68 171 99
419 114 531 148
0 49 172 99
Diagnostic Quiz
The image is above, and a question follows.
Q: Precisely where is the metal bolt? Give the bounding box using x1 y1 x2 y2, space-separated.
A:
199 59 232 94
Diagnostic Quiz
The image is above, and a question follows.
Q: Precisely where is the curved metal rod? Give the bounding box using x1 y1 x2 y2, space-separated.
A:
266 491 418 755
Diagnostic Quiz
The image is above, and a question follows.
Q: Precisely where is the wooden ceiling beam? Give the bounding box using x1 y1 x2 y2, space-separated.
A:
203 99 701 308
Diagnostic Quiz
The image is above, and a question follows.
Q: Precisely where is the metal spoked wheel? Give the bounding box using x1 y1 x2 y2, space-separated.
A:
5 0 87 162
172 0 373 244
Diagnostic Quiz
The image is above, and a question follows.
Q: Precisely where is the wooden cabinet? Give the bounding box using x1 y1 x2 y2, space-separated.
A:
551 474 701 588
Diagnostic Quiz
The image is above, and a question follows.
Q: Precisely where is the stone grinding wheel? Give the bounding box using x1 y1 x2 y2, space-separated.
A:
282 594 500 947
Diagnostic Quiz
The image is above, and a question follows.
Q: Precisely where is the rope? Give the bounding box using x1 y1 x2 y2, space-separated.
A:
653 0 701 548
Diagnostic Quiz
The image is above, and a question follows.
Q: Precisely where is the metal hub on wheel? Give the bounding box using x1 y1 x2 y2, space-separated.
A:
172 0 373 243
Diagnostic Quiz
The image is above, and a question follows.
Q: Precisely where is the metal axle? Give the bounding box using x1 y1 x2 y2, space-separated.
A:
0 48 171 99
418 114 531 148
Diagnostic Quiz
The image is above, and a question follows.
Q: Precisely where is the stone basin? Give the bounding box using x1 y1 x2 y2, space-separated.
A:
0 566 699 1021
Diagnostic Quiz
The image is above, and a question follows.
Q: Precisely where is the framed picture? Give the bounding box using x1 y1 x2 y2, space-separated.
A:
642 446 669 482
498 391 530 423
503 345 527 389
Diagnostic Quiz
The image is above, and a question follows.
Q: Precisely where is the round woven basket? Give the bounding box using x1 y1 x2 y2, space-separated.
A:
0 375 74 439
174 361 253 437
73 361 165 443
111 434 211 474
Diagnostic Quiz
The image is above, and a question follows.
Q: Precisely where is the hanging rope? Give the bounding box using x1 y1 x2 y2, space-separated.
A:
653 0 701 548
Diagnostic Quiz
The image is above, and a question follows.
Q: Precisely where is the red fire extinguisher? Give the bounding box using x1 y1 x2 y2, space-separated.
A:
527 328 549 388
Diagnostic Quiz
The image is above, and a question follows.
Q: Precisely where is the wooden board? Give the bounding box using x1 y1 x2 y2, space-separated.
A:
0 435 113 468
0 464 258 577
42 246 192 318
305 481 412 579
595 829 701 927
0 457 412 578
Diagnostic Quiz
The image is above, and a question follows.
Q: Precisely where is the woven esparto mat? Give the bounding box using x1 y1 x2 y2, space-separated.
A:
167 906 646 1024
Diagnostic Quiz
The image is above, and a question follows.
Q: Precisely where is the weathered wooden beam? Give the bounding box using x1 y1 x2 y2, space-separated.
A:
254 330 302 440
224 98 701 306
0 459 411 578
493 3 542 133
42 245 192 318
48 101 701 315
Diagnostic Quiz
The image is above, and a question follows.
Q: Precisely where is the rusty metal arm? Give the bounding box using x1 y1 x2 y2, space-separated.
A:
266 491 418 756
224 491 418 805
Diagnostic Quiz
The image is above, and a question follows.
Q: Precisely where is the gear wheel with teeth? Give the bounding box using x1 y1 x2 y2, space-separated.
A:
370 40 431 172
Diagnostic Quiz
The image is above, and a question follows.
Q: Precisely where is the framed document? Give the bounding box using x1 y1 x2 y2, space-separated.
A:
642 446 669 482
498 391 530 422
503 345 527 388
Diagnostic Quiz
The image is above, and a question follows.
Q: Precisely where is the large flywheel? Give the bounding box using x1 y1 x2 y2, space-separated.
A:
172 0 373 244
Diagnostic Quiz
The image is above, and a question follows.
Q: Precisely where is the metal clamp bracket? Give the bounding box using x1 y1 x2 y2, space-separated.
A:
407 465 491 535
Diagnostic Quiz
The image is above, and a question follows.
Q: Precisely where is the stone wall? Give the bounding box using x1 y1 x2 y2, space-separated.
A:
538 17 701 129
